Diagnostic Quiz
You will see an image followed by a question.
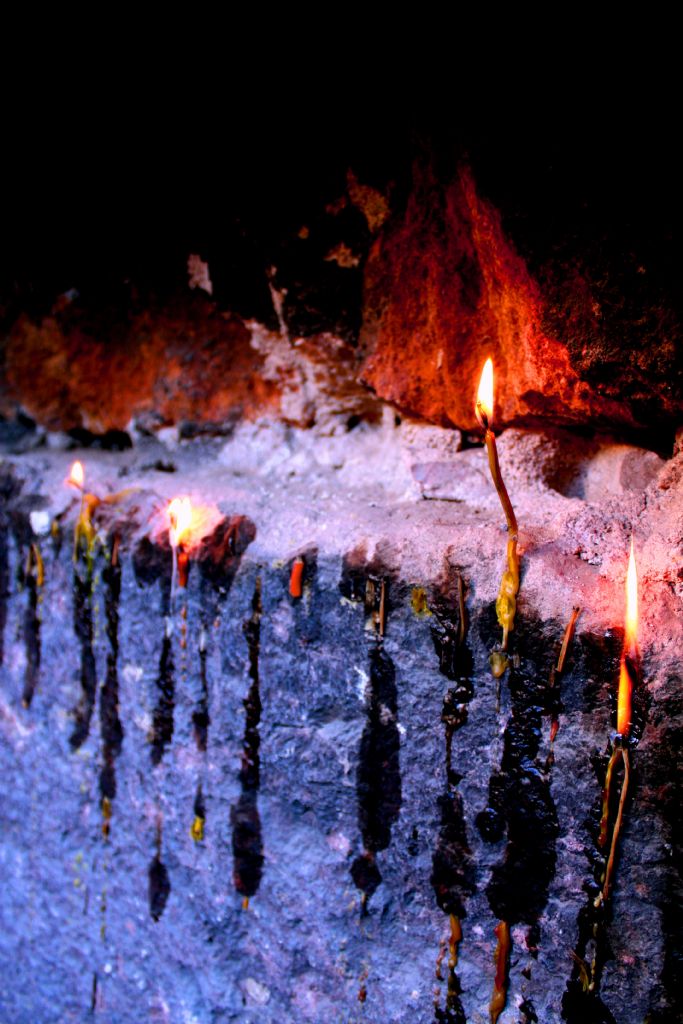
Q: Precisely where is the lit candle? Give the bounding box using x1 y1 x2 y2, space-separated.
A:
475 359 519 667
68 460 85 490
617 537 639 737
168 497 193 594
67 460 100 562
598 538 640 904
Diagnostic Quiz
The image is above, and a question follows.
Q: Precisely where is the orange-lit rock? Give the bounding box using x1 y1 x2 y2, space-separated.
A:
4 297 278 433
3 294 381 436
359 164 661 433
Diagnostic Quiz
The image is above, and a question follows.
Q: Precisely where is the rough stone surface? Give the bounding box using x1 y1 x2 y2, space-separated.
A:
2 297 380 435
4 151 682 446
359 164 682 436
0 419 681 1023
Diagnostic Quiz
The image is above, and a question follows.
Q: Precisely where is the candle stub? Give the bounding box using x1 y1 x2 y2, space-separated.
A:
475 358 519 659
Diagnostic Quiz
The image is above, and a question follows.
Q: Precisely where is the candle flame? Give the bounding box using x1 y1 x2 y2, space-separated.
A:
69 460 84 489
625 536 638 653
168 497 193 548
617 537 639 736
617 660 631 737
476 357 494 428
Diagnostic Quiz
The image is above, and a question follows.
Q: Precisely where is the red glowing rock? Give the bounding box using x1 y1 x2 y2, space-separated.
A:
359 164 649 433
3 296 378 435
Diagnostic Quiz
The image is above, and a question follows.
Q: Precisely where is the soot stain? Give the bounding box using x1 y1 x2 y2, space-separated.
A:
133 536 175 764
351 641 402 904
195 515 257 750
148 825 171 923
99 539 123 816
343 548 403 905
355 644 401 853
133 536 172 612
20 545 42 708
430 571 475 1024
432 785 474 913
339 543 369 603
519 997 539 1023
194 784 206 821
193 642 210 753
69 549 97 750
0 526 9 668
640 689 683 1023
197 515 257 593
475 610 559 927
230 576 264 900
576 630 623 718
150 631 174 766
340 542 406 616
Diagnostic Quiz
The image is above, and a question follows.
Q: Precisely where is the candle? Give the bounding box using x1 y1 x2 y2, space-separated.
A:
68 460 85 490
475 359 519 666
289 556 305 599
168 497 193 593
67 460 99 563
617 537 639 736
475 359 518 539
598 538 640 905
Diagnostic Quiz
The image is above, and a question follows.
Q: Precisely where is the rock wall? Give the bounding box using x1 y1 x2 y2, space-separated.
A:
0 418 681 1023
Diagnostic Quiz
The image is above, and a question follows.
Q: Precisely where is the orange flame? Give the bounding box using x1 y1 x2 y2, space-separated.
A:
168 497 193 548
69 460 85 489
617 537 639 736
475 357 494 428
625 536 638 655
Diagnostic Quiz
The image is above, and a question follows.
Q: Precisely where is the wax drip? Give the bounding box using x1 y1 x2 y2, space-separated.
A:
99 536 123 838
477 612 560 1023
69 531 98 750
148 818 171 922
231 576 264 904
350 571 401 913
21 542 43 708
430 573 475 1024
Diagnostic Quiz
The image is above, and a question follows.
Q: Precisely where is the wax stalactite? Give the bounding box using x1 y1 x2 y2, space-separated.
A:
475 359 520 673
69 475 98 750
21 542 44 709
99 534 123 838
489 920 511 1024
430 573 475 1024
351 569 400 911
231 576 264 903
148 819 171 923
191 785 206 843
289 556 305 599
